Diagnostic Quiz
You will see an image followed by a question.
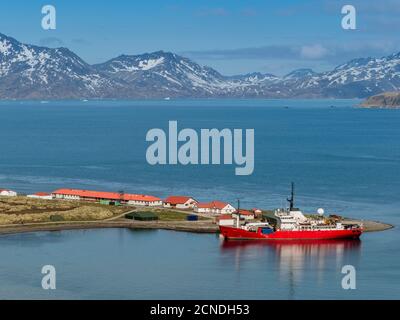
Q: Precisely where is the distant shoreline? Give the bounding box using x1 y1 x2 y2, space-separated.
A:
0 98 362 102
0 220 218 236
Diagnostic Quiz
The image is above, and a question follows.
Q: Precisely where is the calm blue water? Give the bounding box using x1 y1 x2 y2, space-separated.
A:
0 99 400 299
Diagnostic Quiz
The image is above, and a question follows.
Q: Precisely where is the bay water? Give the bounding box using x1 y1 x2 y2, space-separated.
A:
0 99 399 299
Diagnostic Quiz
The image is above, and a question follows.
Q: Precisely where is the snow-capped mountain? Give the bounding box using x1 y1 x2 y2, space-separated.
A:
0 33 127 99
301 54 400 98
93 52 283 98
283 68 316 80
1 32 400 99
93 51 228 97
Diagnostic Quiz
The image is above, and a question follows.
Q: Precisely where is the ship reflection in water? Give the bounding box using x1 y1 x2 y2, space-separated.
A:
220 239 361 298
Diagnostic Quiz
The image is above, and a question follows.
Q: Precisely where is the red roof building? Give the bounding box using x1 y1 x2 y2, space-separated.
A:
52 188 162 206
216 214 235 226
35 192 51 196
0 189 17 197
27 192 53 199
216 214 233 220
164 196 198 209
194 201 236 215
252 208 263 216
233 209 255 220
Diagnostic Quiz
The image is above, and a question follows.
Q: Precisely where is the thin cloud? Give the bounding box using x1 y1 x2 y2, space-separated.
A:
183 45 299 60
300 44 329 59
183 41 400 65
71 38 91 45
39 37 64 47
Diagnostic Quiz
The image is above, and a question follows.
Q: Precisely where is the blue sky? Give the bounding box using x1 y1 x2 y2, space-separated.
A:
1 0 399 75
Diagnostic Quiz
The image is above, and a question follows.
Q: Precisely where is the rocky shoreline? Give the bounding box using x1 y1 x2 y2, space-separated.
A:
361 92 400 108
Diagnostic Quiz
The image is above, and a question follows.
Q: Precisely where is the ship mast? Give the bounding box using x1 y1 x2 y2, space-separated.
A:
287 182 295 211
236 199 240 228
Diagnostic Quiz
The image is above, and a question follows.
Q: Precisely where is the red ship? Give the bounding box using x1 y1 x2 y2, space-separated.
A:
219 183 363 241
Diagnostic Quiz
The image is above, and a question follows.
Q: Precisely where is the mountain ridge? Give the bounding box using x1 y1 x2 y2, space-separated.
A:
1 32 400 99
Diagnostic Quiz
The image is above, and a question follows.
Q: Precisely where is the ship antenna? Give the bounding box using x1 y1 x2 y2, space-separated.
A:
287 182 295 211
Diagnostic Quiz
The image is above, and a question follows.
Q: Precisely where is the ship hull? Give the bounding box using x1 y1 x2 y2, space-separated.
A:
219 226 362 240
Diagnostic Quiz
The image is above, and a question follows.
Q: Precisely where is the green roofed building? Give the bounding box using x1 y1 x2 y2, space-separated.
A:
125 212 158 221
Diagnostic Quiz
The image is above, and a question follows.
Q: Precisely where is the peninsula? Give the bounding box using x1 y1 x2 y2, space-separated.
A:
361 92 400 108
0 196 393 236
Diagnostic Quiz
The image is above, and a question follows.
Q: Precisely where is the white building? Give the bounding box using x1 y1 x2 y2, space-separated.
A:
27 192 53 200
51 188 162 206
125 194 163 207
216 215 235 226
164 196 198 209
194 201 236 215
0 189 17 197
232 210 255 220
52 189 81 200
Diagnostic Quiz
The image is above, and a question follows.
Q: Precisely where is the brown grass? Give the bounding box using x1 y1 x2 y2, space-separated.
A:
0 196 127 225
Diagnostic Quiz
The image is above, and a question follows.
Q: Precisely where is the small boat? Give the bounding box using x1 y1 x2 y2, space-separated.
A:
219 183 363 241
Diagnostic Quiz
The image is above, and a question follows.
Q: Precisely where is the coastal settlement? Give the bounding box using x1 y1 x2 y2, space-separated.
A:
0 187 393 235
